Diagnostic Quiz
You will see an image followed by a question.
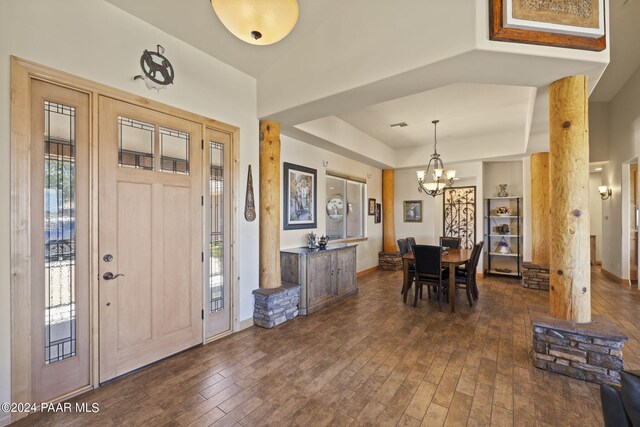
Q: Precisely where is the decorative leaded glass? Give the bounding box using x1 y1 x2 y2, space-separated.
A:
44 101 77 364
210 142 224 312
160 126 189 174
118 116 154 170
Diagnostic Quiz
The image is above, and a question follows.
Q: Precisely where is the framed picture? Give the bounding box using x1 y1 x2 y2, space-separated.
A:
283 162 317 230
489 0 605 51
374 203 381 224
403 200 423 223
368 198 376 216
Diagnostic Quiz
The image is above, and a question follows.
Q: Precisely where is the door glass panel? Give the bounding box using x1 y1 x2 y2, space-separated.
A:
209 142 224 312
160 126 190 174
44 101 77 364
118 116 154 170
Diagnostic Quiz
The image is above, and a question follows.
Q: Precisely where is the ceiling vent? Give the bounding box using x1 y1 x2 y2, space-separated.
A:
390 122 408 128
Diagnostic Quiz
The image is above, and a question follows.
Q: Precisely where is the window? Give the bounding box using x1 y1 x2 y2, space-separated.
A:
44 101 77 364
118 117 190 174
325 174 365 240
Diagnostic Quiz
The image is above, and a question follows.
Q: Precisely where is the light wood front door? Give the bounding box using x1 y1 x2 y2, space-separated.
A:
30 80 91 403
98 96 203 382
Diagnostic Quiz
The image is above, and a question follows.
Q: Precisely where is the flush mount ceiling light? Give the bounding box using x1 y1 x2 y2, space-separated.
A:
210 0 299 45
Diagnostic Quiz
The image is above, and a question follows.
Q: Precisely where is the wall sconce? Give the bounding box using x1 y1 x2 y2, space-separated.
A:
598 186 612 200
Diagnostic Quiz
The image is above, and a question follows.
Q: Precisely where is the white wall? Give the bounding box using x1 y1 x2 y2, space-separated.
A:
0 0 259 409
279 135 383 271
589 172 603 263
483 161 524 198
600 65 640 278
590 102 611 163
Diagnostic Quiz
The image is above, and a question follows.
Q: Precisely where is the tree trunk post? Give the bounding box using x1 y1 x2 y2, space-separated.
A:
259 120 281 289
548 75 591 323
382 169 396 252
531 152 551 266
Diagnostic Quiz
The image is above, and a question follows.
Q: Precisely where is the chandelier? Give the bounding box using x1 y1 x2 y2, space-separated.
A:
416 120 456 197
210 0 299 46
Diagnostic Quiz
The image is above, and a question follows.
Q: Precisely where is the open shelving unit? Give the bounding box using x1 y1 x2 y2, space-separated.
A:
485 196 522 278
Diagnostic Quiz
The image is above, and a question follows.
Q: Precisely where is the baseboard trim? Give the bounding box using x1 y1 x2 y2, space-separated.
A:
357 265 379 278
1 412 11 427
601 267 627 284
239 318 254 331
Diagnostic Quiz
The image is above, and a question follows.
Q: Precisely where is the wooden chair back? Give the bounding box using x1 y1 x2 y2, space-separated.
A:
440 236 461 249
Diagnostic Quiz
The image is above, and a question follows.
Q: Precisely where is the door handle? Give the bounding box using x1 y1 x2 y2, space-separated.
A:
103 272 124 280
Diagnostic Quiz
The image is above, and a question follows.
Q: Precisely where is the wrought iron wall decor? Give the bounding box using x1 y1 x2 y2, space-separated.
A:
134 45 175 91
443 186 476 250
244 165 256 222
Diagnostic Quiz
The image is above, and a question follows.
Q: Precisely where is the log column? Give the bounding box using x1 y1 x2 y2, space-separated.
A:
382 169 396 252
531 152 550 265
259 120 281 289
548 75 591 323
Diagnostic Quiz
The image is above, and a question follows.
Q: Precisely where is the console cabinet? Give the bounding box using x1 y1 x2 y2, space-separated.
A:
281 244 357 315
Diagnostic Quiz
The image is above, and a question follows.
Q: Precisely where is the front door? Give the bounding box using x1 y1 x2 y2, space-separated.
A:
98 96 203 382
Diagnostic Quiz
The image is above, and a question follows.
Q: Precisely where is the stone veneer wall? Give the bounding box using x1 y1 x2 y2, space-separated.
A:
252 283 300 329
379 251 403 271
522 262 550 290
530 307 628 385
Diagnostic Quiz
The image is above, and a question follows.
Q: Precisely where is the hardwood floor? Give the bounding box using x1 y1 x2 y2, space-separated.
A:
14 267 640 426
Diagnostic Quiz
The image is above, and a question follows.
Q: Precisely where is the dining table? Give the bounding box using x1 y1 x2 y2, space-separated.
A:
401 248 473 313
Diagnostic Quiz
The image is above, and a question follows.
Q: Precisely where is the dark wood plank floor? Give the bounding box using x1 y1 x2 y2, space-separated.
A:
14 267 640 426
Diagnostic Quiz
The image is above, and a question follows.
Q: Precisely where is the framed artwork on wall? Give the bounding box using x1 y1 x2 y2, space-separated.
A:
489 0 606 51
374 203 381 224
283 162 317 230
403 200 423 223
368 198 376 215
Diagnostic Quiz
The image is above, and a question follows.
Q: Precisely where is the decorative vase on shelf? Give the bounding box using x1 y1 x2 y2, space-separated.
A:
498 184 509 197
307 232 317 249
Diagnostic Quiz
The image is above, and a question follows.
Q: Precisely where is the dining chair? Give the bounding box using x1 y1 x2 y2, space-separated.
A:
455 241 484 305
397 238 410 255
440 236 461 249
406 237 417 252
398 238 414 295
412 245 449 311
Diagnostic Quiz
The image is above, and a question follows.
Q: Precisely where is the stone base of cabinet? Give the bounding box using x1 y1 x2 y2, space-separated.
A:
529 305 628 385
379 251 402 271
252 283 300 329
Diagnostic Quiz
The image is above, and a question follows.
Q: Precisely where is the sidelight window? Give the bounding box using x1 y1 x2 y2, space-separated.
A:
209 142 224 312
44 101 77 364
